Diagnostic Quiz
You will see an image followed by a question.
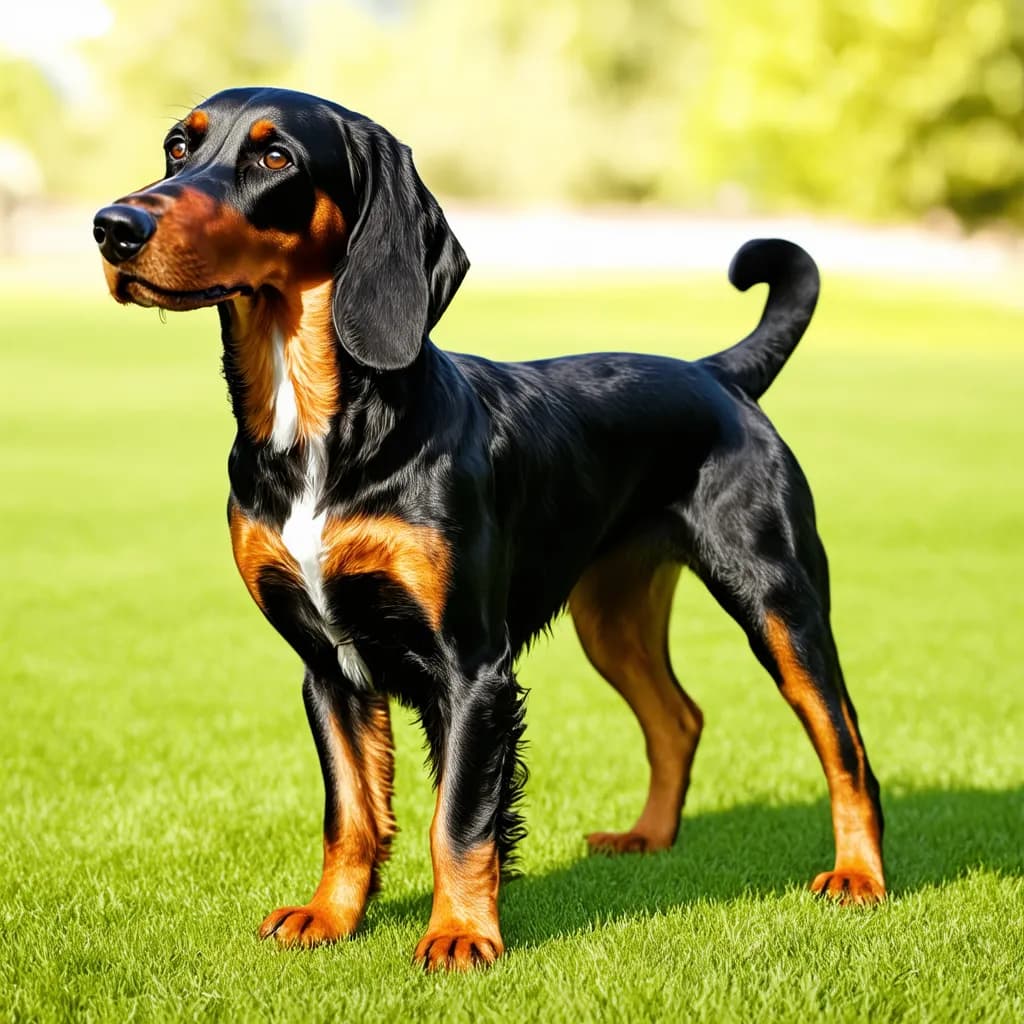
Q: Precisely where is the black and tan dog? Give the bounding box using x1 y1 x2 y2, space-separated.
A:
93 87 885 971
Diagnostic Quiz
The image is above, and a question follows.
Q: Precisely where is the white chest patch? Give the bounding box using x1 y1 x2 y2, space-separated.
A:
269 329 299 452
277 431 373 688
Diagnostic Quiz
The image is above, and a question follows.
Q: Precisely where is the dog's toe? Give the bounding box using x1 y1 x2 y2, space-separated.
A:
413 929 503 972
258 903 357 948
811 869 886 906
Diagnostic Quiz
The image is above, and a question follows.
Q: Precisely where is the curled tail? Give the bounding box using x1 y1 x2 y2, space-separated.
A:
702 239 820 400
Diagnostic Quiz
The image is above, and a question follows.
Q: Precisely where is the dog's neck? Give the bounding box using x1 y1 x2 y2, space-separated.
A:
221 281 340 452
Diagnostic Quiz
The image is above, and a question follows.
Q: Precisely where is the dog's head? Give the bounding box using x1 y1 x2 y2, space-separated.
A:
93 87 468 370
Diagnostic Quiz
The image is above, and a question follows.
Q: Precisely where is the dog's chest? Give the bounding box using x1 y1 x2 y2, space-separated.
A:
281 442 373 685
228 445 453 682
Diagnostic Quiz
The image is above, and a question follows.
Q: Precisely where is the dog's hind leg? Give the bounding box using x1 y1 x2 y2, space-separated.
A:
685 428 885 904
758 606 885 903
569 543 703 854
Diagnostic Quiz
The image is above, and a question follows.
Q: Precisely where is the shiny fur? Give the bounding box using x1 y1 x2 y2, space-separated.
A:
94 87 885 971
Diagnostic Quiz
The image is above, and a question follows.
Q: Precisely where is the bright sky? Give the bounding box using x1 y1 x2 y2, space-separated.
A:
1 0 113 94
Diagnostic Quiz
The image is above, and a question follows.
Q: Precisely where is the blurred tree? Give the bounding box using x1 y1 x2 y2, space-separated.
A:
560 0 700 201
285 0 1023 223
280 0 701 203
12 0 1024 226
685 0 1024 224
0 58 64 188
0 58 60 254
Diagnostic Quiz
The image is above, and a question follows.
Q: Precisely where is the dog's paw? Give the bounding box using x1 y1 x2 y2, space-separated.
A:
586 830 670 855
413 929 504 972
258 903 357 948
811 870 886 906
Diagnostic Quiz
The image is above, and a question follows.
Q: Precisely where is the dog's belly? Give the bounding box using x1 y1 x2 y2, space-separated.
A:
228 497 452 684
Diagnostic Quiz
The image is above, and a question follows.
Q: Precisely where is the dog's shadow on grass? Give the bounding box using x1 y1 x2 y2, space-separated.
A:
381 785 1023 948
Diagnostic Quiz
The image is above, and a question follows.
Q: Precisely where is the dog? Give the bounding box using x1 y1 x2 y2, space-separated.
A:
93 86 885 971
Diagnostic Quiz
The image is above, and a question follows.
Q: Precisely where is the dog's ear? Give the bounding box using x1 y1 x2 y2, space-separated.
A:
332 119 469 371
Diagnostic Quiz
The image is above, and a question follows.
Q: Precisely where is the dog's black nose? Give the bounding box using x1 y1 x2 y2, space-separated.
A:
92 204 156 264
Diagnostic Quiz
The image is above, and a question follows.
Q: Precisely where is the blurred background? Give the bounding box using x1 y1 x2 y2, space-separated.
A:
2 0 1024 279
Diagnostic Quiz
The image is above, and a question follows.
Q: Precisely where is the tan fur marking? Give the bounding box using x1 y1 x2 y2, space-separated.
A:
311 713 376 918
282 280 339 439
249 118 276 142
322 516 452 631
102 259 120 297
226 297 276 442
228 504 301 610
226 281 340 443
764 613 885 898
310 191 347 248
259 700 395 947
570 546 702 853
414 788 503 970
427 840 500 939
103 187 346 313
231 504 448 634
184 109 208 134
358 697 398 885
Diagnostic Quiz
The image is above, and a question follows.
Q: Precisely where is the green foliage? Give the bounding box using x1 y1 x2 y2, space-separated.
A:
0 58 62 192
281 0 1024 222
686 0 1024 223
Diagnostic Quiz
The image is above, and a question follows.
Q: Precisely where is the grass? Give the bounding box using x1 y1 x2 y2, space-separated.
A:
1 269 1022 1022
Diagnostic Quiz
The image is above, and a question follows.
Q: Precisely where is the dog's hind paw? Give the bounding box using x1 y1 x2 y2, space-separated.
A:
586 829 672 855
811 869 886 906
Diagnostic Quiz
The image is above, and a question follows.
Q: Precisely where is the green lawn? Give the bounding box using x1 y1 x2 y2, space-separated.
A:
2 270 1022 1022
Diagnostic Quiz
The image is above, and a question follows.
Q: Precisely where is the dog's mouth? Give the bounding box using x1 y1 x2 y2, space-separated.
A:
118 275 255 311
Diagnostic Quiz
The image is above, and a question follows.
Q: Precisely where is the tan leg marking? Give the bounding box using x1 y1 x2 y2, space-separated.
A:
569 549 702 854
359 697 398 888
764 613 885 904
260 699 396 947
413 789 503 972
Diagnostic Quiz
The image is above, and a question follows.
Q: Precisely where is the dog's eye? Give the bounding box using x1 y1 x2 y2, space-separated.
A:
261 149 291 171
167 139 187 161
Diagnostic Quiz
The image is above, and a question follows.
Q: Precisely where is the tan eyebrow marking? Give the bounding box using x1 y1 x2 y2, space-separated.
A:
249 119 276 142
184 110 208 134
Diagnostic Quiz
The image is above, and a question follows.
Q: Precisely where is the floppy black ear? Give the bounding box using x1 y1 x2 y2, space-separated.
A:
332 119 469 371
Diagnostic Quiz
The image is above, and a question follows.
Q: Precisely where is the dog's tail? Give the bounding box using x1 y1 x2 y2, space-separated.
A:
701 239 820 401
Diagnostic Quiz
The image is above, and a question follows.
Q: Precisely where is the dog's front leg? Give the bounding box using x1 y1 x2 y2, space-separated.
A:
414 648 526 971
260 671 395 947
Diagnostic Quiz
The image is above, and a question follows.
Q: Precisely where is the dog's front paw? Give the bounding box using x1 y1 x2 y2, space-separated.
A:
811 869 886 906
258 902 358 948
413 928 504 972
